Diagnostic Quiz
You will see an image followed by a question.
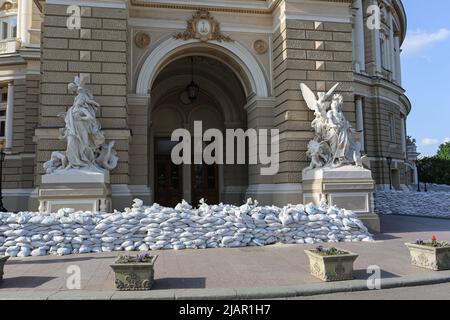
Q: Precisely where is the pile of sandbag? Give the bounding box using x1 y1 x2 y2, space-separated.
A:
0 199 373 257
375 191 450 218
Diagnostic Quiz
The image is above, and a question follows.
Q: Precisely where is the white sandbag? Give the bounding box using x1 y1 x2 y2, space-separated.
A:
31 248 47 256
18 247 31 257
57 247 71 256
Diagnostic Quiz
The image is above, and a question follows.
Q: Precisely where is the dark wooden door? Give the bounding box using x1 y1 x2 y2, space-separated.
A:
192 163 219 206
154 138 183 207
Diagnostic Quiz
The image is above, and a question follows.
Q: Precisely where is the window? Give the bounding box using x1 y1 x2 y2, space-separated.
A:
1 22 8 39
0 88 7 102
0 109 5 138
380 34 390 70
11 24 16 38
0 17 17 40
389 114 396 142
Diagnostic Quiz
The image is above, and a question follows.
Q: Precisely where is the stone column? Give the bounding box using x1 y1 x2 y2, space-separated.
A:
388 10 396 78
353 0 366 73
127 94 152 205
370 0 382 75
394 33 402 84
5 81 14 151
400 115 406 158
17 0 32 47
413 165 418 185
355 96 365 152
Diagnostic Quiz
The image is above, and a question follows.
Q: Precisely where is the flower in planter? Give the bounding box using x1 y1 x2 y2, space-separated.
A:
137 252 152 262
116 251 154 264
314 246 348 256
414 236 448 248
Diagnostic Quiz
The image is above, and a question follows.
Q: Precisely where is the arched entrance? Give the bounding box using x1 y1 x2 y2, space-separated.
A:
150 55 248 207
136 38 270 98
134 38 272 207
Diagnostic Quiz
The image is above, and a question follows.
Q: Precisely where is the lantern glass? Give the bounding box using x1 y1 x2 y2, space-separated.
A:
187 81 200 102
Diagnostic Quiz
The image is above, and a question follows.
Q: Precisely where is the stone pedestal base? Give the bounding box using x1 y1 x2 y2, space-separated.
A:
38 167 112 213
302 165 380 233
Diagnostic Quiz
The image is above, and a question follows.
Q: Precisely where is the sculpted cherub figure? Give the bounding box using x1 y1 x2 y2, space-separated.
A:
300 83 339 141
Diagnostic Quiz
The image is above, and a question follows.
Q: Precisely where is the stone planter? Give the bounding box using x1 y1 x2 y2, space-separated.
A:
305 249 358 282
0 256 9 282
405 243 450 271
110 255 158 291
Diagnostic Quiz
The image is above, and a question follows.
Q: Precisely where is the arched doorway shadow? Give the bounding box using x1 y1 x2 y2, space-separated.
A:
150 56 249 207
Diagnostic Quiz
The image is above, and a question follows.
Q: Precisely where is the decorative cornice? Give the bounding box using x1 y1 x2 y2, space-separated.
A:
392 0 407 44
37 0 127 9
131 0 280 15
131 0 353 15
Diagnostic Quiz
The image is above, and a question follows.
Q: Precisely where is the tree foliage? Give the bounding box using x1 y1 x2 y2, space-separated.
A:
418 156 450 185
436 142 450 160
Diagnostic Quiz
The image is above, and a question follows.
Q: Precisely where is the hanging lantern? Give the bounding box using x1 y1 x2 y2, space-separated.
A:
186 80 200 102
185 57 199 103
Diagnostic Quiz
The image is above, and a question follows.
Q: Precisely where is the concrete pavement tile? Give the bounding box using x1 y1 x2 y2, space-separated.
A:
174 288 237 300
111 290 176 300
47 290 114 300
0 291 56 300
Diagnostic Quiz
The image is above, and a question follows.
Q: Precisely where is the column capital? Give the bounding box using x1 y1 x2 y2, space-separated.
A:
244 97 275 113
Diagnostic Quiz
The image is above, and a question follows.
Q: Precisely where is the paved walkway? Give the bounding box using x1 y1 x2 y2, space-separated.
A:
287 283 450 300
0 215 449 295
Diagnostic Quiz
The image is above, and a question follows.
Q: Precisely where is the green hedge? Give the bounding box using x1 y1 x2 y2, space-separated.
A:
418 157 450 185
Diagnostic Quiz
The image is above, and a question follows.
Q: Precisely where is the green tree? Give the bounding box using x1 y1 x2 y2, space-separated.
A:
418 157 450 185
436 141 450 160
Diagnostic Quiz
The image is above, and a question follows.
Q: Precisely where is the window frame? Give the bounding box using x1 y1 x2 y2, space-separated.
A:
0 16 17 40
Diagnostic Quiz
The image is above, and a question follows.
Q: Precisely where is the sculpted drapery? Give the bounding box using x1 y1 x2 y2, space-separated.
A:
44 77 118 174
61 80 105 168
300 83 364 170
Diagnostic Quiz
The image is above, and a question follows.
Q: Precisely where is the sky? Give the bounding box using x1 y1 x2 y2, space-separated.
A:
401 0 450 156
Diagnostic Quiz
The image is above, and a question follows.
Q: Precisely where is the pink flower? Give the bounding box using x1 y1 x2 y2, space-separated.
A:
432 235 437 242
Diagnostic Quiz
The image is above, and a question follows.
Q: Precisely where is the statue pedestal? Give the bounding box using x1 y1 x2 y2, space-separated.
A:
38 167 112 213
302 165 380 233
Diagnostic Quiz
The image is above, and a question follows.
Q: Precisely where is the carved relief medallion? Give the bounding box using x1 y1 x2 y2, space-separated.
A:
254 39 268 54
135 32 151 48
175 11 232 43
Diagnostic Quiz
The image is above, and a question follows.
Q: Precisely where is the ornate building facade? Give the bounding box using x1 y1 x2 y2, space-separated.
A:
1 0 413 212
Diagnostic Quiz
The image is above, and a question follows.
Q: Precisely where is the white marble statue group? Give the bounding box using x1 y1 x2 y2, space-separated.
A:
44 76 119 174
300 83 368 170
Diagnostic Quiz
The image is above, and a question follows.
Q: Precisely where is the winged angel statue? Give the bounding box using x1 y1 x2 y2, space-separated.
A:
44 76 119 174
300 83 368 170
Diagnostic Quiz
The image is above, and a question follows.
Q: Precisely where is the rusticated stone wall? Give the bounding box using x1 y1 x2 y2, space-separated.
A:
36 3 131 187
